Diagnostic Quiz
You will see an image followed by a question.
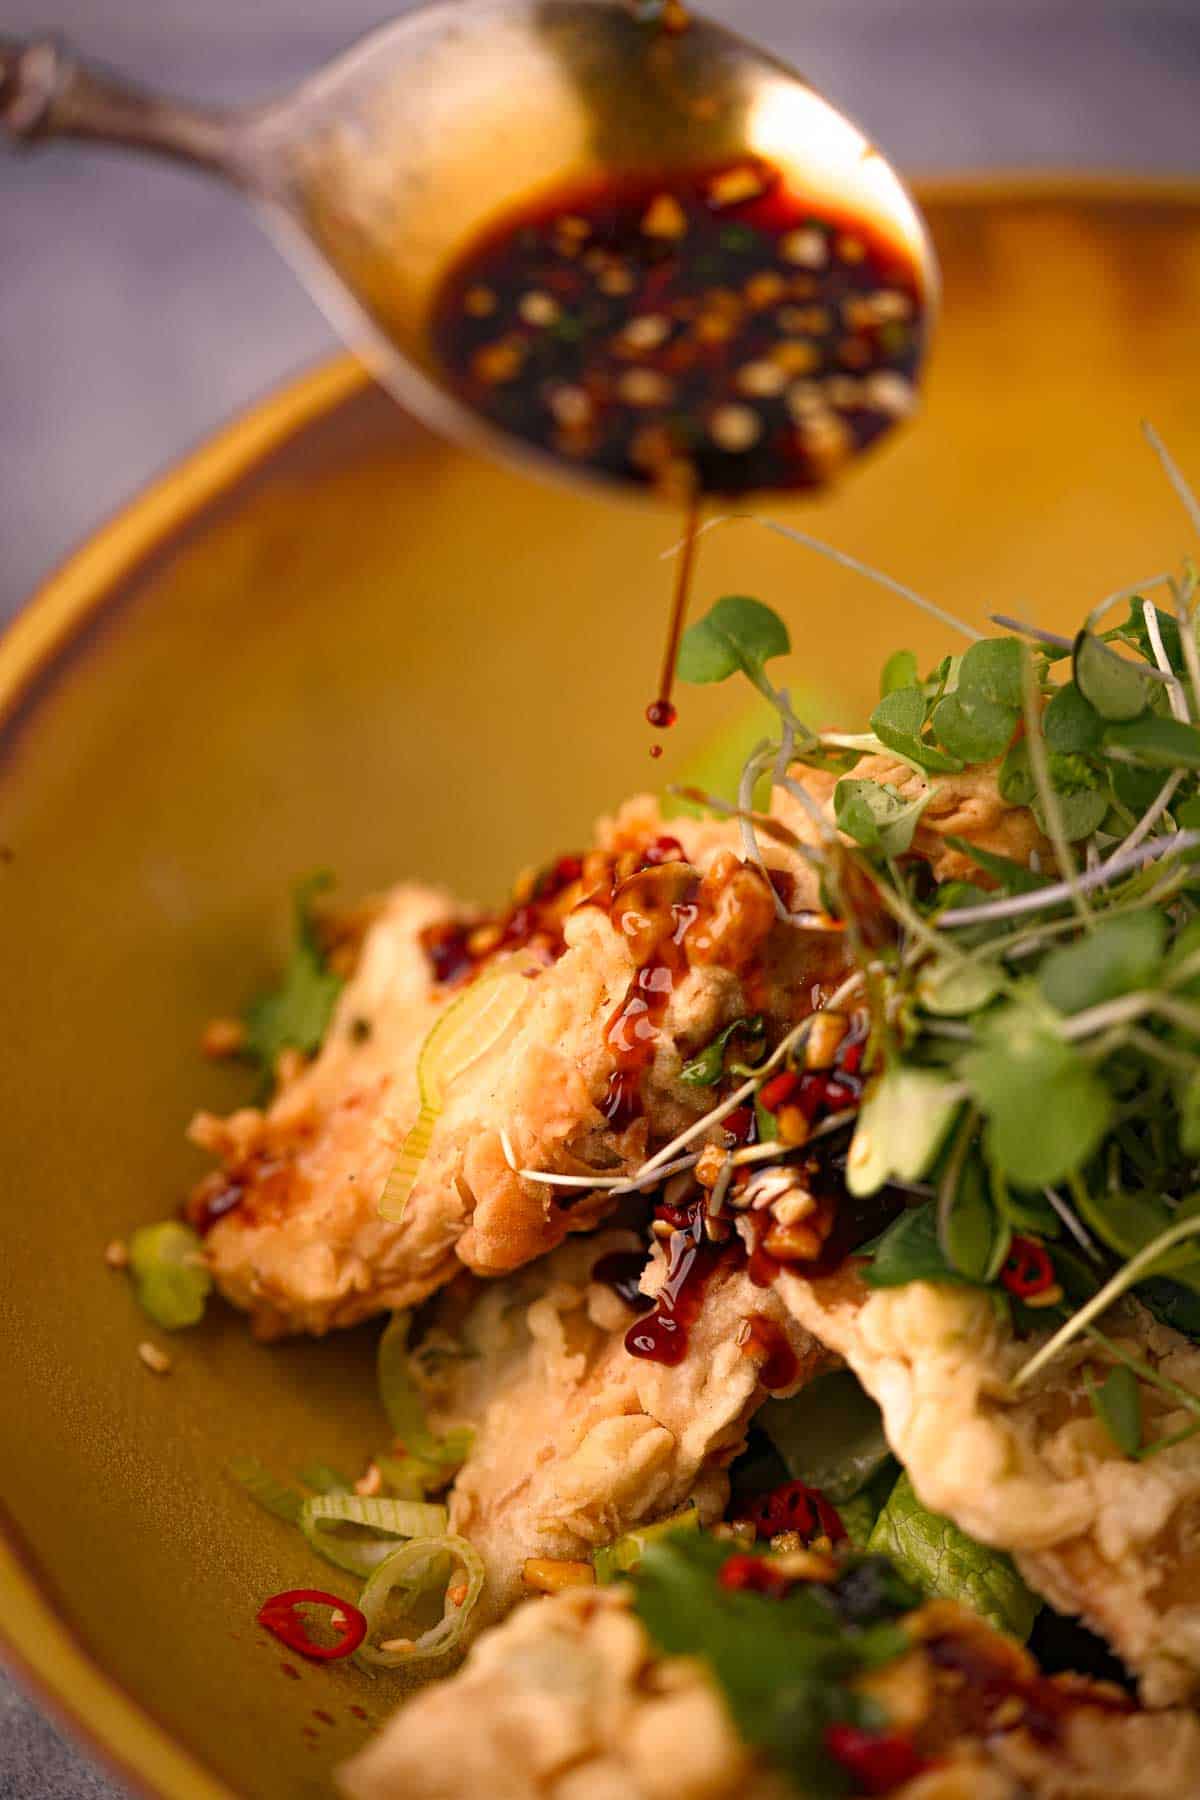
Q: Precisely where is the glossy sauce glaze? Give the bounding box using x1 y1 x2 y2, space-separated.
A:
430 161 925 499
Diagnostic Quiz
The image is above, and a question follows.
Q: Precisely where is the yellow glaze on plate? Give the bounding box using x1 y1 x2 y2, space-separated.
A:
1 182 1199 1800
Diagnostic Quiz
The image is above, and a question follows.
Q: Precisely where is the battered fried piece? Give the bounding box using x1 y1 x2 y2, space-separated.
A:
337 1585 1200 1800
415 1229 829 1622
189 805 846 1338
782 752 1053 884
775 1267 1200 1704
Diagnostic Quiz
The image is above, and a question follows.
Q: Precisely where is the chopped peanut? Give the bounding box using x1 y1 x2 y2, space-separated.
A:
641 194 687 239
138 1341 171 1375
355 1462 384 1497
104 1239 129 1270
201 1016 246 1059
805 1012 849 1070
522 1558 596 1594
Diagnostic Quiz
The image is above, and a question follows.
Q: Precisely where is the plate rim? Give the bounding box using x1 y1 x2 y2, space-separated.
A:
2 170 1198 1800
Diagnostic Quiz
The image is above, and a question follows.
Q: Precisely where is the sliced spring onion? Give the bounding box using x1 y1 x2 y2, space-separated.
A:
376 1313 473 1481
379 961 537 1221
593 1506 700 1584
357 1534 485 1667
298 1493 447 1578
128 1220 212 1330
296 1463 352 1495
228 1457 303 1524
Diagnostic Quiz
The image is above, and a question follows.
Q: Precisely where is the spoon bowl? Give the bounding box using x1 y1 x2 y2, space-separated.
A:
2 1 937 499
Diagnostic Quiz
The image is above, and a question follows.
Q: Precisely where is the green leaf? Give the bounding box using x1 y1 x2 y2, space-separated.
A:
1038 911 1166 1015
865 1204 977 1290
1104 713 1200 769
1087 1365 1142 1457
880 649 919 698
1073 631 1150 722
866 1473 1040 1639
680 1016 764 1087
917 957 1005 1017
1043 681 1103 754
1111 760 1170 813
958 638 1024 708
128 1221 212 1330
632 1534 917 1792
758 1372 892 1503
1035 784 1109 842
931 689 1018 763
676 596 790 685
834 778 932 856
1111 598 1185 673
1138 1276 1200 1341
242 872 343 1072
962 1005 1112 1188
941 1155 1008 1283
941 836 1049 896
870 686 963 773
998 740 1036 806
846 1066 960 1197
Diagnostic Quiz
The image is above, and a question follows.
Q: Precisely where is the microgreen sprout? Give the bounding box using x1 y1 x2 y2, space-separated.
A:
669 435 1200 1382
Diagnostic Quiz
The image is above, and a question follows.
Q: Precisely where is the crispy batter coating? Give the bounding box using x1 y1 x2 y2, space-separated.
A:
775 1268 1200 1704
191 806 844 1337
337 1586 1200 1800
416 1229 829 1622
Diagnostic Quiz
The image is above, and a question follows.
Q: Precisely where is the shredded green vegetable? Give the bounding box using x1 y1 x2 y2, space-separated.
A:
128 1220 212 1330
593 1505 699 1582
376 1313 473 1481
357 1534 485 1668
298 1494 448 1577
227 1458 303 1524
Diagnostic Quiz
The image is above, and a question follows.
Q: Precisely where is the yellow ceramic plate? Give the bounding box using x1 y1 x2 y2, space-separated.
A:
2 181 1199 1800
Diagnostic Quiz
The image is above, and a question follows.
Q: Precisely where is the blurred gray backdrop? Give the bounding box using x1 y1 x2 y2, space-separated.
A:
0 1 1198 1795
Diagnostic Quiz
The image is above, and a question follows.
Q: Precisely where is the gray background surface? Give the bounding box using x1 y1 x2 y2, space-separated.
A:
1 0 1197 1793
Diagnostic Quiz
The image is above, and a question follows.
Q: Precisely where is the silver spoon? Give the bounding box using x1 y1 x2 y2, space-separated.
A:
1 2 937 499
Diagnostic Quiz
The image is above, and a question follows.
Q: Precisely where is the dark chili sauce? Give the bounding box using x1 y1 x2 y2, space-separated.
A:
429 160 925 499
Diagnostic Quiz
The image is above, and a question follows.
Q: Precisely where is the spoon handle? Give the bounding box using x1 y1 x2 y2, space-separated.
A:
0 37 251 183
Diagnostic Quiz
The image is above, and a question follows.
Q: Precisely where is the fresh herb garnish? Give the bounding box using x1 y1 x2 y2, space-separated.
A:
242 872 343 1077
631 1532 917 1794
672 441 1200 1428
680 1015 765 1086
866 1472 1041 1639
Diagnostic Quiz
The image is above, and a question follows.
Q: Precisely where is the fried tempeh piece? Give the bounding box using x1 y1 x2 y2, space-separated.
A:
189 803 845 1338
338 1584 1200 1800
414 1229 829 1623
775 1266 1200 1704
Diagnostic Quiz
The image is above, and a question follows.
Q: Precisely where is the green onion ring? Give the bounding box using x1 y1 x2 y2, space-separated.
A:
357 1534 485 1667
298 1494 447 1578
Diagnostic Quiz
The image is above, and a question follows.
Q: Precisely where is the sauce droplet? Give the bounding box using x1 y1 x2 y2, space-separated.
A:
649 743 664 758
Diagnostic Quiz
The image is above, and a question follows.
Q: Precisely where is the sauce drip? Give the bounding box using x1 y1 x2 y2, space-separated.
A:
739 1312 799 1390
592 1248 655 1312
624 1199 723 1365
647 493 698 733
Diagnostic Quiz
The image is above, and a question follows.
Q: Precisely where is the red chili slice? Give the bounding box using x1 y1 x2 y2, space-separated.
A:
758 1071 801 1114
824 1724 927 1793
748 1480 846 1545
641 835 686 867
999 1234 1055 1300
722 1104 755 1145
717 1553 791 1598
256 1589 367 1662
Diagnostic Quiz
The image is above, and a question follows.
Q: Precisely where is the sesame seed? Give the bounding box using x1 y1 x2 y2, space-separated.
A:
709 404 761 452
785 381 823 420
620 313 671 352
549 385 594 429
355 1462 384 1496
379 1638 415 1654
518 290 561 327
618 368 673 408
825 375 863 410
104 1239 129 1270
862 371 916 417
736 360 788 399
872 288 913 322
138 1341 171 1375
780 228 828 269
463 285 497 318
